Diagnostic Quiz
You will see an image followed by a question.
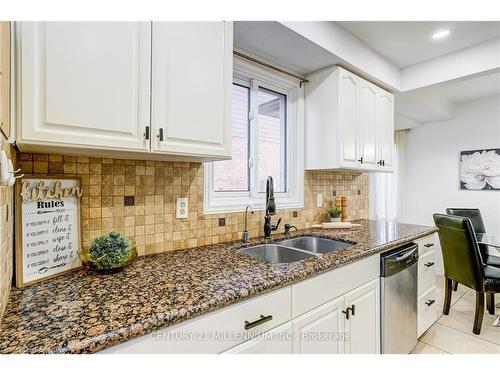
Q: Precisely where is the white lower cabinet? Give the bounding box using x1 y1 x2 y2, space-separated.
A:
344 279 380 354
292 278 380 354
103 256 382 354
416 233 440 337
223 323 293 354
292 296 345 354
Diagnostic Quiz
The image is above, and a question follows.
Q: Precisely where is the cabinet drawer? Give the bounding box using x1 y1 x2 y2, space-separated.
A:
418 250 436 296
416 234 437 256
222 322 293 354
418 286 439 337
102 287 292 354
292 255 379 318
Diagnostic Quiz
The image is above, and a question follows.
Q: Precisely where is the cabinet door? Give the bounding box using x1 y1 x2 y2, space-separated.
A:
344 278 380 354
376 91 394 169
292 296 345 354
358 82 378 168
223 323 293 354
19 22 151 151
151 22 232 159
338 69 359 168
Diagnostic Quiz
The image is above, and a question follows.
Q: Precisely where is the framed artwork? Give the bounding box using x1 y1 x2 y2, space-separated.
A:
15 176 83 287
460 148 500 190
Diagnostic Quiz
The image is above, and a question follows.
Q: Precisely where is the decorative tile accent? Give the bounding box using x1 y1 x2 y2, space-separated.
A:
17 153 369 257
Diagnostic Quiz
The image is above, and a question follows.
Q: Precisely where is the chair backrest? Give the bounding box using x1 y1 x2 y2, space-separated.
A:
445 208 486 233
433 214 485 291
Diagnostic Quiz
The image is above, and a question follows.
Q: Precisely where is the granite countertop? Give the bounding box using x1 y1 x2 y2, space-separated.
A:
0 220 437 354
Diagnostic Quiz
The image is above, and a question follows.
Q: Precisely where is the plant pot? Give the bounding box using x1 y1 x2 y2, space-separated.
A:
330 217 341 223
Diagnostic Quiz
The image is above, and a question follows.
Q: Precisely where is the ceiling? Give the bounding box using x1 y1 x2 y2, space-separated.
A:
336 21 500 68
234 21 341 75
410 69 500 105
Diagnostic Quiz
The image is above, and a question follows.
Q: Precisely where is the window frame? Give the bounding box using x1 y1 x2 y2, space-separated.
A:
204 56 304 214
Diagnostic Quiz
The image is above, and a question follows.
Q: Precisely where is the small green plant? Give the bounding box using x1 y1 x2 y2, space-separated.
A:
88 231 134 270
327 205 343 218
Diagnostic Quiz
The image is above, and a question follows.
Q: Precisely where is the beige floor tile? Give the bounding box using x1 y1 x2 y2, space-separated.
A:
434 275 469 306
420 322 500 354
410 342 449 354
438 290 500 345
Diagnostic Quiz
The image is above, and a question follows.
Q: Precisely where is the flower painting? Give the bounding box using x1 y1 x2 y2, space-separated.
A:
460 148 500 190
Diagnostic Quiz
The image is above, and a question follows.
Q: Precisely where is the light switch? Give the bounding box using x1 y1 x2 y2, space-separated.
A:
316 193 323 208
176 197 188 219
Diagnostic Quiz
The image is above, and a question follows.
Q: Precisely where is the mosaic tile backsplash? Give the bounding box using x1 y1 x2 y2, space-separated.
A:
17 154 369 256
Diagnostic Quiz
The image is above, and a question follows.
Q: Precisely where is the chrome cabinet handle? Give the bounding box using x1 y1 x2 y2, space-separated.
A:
158 128 164 142
144 126 150 140
244 314 272 330
424 262 435 267
424 243 434 248
358 156 364 164
425 299 435 306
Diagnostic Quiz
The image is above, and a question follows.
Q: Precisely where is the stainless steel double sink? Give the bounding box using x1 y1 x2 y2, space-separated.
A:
238 236 353 264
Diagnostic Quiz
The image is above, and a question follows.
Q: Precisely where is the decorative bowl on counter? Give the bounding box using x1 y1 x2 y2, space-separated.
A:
79 231 137 273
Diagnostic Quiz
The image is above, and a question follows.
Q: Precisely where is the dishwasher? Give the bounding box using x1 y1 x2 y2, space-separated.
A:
380 242 419 354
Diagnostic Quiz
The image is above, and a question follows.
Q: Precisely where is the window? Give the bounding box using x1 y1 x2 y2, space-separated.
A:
204 57 304 213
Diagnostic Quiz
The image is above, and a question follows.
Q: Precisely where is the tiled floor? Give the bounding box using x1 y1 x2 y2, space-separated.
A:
411 276 500 354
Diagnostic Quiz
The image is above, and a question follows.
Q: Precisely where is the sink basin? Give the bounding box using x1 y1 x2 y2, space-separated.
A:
279 237 353 255
238 244 317 263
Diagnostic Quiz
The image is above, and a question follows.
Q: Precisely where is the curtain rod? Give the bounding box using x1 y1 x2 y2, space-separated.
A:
233 51 309 87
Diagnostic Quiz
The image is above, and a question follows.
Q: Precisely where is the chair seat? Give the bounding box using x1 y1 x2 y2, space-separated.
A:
485 265 500 293
480 245 500 267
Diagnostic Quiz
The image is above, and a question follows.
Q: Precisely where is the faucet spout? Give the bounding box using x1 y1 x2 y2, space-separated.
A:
264 176 280 239
265 176 276 216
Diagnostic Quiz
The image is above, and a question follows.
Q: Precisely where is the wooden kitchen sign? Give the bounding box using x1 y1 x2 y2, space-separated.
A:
15 176 83 287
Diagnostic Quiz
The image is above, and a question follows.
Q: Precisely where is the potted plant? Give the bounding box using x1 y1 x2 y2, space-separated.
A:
327 205 343 223
79 231 137 273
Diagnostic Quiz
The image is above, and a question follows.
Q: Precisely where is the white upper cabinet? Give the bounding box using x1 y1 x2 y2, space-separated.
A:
376 91 395 170
338 70 359 168
18 22 151 152
305 66 394 172
16 21 233 161
151 22 232 159
358 81 378 168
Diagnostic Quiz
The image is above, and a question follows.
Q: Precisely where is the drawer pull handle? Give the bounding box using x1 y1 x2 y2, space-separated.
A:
425 299 436 306
424 243 434 248
244 314 273 330
424 262 435 267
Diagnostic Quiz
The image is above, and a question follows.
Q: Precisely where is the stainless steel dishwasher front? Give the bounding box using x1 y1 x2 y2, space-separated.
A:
380 243 419 354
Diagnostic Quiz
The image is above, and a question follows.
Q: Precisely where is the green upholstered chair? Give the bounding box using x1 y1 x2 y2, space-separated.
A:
433 214 500 334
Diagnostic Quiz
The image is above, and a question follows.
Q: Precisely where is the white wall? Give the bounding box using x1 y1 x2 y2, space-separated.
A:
404 96 500 273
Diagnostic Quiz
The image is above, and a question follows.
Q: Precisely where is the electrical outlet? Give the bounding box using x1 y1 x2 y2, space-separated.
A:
176 197 188 219
316 193 323 208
